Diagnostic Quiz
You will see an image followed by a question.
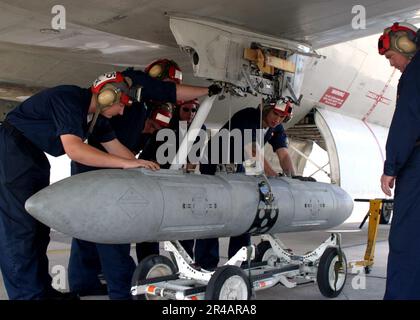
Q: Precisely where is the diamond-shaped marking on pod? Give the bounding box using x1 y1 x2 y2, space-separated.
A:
117 187 150 218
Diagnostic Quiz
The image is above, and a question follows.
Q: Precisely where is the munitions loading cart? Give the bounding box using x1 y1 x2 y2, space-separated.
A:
130 232 347 300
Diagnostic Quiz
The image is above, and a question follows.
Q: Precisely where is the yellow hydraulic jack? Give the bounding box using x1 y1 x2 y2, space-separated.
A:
349 198 393 274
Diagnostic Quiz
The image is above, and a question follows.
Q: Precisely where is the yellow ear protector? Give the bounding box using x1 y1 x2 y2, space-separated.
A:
148 64 163 78
144 59 183 84
92 72 132 108
392 30 417 55
97 84 122 108
89 71 133 134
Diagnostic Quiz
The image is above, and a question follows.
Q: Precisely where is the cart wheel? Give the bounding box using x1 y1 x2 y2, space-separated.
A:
317 247 347 298
254 241 275 263
380 203 393 224
205 265 251 300
131 254 177 300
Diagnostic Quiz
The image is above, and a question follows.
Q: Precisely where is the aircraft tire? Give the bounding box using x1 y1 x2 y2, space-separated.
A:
379 203 393 225
254 241 273 262
205 265 251 300
317 247 347 298
131 254 177 300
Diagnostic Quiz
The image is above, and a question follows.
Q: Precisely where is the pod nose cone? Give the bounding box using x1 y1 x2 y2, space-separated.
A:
25 191 45 219
25 181 69 231
23 168 162 243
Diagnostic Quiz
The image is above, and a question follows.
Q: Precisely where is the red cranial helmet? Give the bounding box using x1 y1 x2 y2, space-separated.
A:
263 97 294 123
178 99 199 110
144 59 183 84
378 22 418 57
91 71 133 107
149 102 174 128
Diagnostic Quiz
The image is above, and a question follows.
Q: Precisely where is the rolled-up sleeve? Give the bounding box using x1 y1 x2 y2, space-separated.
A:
268 125 288 152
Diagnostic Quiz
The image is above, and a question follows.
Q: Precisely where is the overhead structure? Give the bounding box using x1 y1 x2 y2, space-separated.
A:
169 16 316 102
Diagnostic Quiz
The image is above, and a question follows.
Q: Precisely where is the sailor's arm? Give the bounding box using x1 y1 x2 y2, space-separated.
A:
101 139 136 159
61 134 159 170
244 142 278 177
276 147 295 177
175 83 221 101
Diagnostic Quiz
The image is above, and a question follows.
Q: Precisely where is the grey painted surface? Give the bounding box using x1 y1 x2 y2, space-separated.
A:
25 169 353 243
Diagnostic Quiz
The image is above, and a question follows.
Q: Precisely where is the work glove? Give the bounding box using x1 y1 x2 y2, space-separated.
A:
292 175 317 182
208 84 222 97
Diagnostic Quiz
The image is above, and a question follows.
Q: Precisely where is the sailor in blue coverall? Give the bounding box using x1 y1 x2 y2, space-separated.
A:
195 101 295 270
68 68 178 299
0 73 158 300
68 62 221 298
378 22 420 299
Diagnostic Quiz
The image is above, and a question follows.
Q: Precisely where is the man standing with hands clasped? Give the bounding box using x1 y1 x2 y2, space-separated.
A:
378 21 420 299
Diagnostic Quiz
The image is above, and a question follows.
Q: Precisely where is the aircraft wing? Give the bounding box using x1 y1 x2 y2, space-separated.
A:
0 0 419 91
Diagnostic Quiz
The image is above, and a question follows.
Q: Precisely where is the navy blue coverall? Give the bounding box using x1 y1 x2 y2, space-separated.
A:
383 51 420 300
68 116 137 300
0 85 99 299
195 107 288 269
68 69 177 299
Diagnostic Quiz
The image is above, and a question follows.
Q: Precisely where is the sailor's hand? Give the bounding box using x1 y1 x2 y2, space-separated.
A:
123 159 160 170
137 160 160 170
381 174 395 197
208 84 222 97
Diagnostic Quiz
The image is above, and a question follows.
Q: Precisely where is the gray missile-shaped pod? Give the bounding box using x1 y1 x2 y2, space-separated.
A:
25 169 353 244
